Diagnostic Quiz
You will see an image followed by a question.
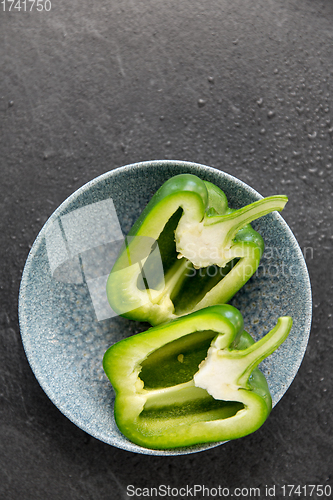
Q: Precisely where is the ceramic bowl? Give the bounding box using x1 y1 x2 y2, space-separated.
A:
18 160 312 455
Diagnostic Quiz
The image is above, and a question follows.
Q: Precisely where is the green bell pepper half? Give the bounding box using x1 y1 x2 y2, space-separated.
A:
106 174 288 326
103 305 293 450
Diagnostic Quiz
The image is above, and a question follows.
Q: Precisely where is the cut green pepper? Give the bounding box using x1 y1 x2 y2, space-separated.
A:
103 305 292 450
106 174 288 326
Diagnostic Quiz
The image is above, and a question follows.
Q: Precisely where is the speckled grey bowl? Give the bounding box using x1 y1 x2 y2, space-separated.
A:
18 160 312 456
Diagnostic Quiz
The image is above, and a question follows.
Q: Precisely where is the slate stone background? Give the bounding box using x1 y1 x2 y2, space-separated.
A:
1 1 332 499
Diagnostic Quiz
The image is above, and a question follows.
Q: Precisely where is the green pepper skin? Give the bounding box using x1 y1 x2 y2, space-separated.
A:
107 174 288 326
103 305 292 450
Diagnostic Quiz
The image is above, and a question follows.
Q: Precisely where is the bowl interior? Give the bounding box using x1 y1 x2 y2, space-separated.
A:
19 160 312 455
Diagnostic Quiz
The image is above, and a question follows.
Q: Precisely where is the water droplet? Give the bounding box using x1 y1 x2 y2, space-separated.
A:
8 100 14 107
259 128 266 135
267 110 276 118
208 76 214 84
198 98 206 108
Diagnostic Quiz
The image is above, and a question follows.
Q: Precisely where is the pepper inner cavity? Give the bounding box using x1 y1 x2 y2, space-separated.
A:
137 208 183 292
139 330 218 389
136 207 237 313
140 397 244 422
139 329 245 422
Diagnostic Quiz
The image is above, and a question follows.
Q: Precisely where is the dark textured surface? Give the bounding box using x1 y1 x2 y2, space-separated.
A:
0 0 332 498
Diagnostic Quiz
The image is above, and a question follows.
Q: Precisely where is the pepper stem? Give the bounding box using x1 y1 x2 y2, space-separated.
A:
233 316 293 387
175 195 288 269
204 195 288 248
193 316 292 401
